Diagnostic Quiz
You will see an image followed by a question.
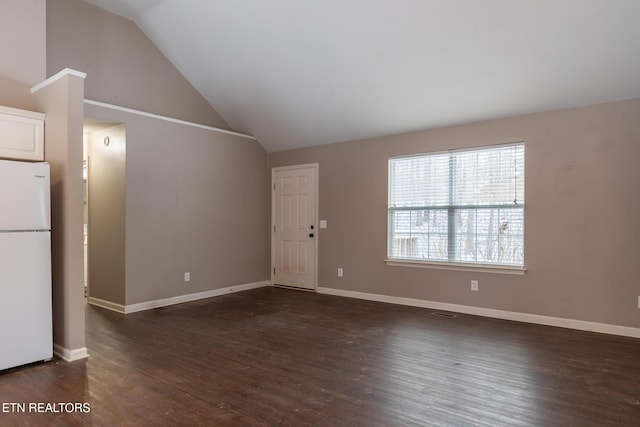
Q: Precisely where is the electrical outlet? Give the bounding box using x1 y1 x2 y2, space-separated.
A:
184 272 191 282
471 280 478 291
337 268 343 277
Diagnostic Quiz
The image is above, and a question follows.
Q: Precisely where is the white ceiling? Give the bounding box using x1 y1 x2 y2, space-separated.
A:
82 0 640 152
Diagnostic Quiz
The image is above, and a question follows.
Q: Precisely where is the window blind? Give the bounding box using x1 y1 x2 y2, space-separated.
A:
388 143 525 267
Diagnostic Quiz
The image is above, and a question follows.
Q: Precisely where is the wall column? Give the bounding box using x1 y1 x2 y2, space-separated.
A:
32 68 88 361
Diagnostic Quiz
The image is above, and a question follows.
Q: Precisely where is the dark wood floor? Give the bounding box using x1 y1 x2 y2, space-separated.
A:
1 287 639 426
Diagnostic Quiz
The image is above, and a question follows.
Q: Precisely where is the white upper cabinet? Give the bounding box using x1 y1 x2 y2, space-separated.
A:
0 105 45 161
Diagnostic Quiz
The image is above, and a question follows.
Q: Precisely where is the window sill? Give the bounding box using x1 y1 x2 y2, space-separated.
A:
384 258 526 275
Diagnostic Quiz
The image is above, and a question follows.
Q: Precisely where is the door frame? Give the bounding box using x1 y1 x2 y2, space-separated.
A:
271 163 319 290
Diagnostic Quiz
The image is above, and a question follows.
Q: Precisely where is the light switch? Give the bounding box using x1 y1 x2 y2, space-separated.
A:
319 220 327 229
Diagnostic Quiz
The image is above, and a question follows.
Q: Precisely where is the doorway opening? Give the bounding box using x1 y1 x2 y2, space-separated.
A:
82 120 126 308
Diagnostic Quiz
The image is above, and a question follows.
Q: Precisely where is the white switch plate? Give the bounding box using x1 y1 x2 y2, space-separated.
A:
319 220 327 229
471 280 478 291
337 268 343 277
184 272 191 282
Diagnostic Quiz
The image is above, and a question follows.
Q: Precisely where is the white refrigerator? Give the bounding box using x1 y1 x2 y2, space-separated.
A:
0 159 53 371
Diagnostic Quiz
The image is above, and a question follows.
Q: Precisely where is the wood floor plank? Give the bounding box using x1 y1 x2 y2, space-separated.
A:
1 287 639 426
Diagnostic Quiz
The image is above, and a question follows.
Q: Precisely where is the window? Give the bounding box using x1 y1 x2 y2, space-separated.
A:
388 143 524 268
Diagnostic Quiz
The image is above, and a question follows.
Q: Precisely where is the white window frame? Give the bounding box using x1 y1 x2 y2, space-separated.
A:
385 143 526 275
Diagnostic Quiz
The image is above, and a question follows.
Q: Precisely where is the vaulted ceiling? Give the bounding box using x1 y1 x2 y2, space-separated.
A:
82 0 640 152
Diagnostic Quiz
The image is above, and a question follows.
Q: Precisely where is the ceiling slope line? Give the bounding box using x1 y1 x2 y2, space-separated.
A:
84 99 257 141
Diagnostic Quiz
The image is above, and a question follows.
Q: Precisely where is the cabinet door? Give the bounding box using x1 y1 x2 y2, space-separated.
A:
0 106 45 161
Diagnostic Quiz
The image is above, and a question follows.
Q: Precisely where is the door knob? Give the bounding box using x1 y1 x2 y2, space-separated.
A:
309 233 314 238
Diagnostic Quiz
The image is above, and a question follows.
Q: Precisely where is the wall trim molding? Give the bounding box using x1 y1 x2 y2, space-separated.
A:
87 297 126 314
316 286 640 339
53 344 89 362
84 99 257 141
124 281 270 314
31 68 87 94
88 281 271 315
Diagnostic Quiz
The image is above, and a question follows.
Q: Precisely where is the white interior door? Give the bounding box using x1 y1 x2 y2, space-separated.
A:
272 164 318 290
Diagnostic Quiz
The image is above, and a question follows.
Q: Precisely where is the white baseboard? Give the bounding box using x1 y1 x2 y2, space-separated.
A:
53 344 89 362
87 297 126 313
317 286 640 339
89 281 270 314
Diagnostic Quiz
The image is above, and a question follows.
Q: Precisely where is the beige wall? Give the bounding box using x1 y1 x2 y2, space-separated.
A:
45 0 270 308
85 103 269 306
87 125 126 305
33 73 86 355
0 0 46 109
47 0 230 129
269 98 640 329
